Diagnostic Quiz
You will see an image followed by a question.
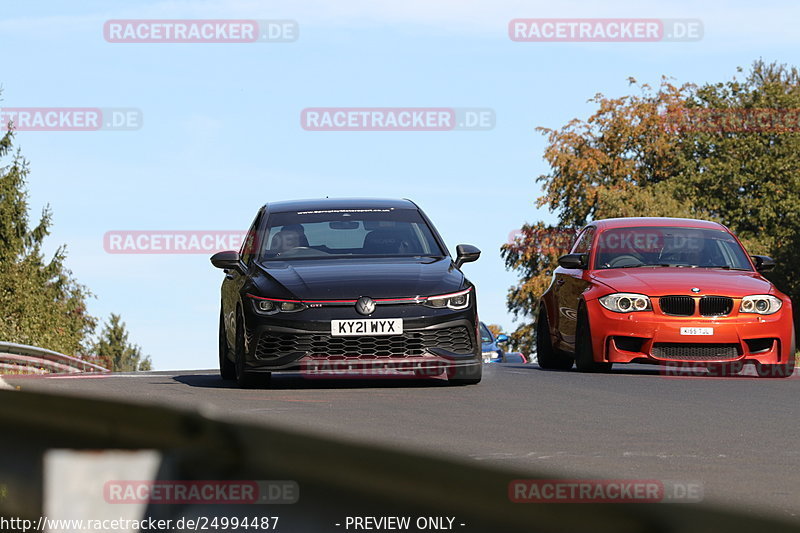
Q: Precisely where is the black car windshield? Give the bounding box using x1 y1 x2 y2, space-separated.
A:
259 208 445 260
594 226 753 270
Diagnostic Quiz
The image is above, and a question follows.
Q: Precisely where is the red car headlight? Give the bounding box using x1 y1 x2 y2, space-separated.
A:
740 295 782 315
599 293 652 313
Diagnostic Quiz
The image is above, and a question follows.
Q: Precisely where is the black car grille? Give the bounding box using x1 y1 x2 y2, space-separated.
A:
659 296 695 316
659 295 734 317
651 343 740 360
699 296 733 316
255 326 474 359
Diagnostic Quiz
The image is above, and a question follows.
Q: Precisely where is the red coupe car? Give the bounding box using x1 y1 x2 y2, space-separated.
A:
536 218 795 377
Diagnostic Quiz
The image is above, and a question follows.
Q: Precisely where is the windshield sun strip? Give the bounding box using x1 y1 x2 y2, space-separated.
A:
262 254 445 260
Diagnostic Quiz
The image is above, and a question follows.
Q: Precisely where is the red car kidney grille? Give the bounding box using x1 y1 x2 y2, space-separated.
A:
699 296 734 316
659 296 695 316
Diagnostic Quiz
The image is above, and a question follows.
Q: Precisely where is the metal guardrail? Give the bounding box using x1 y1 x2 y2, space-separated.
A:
0 388 798 532
0 341 108 374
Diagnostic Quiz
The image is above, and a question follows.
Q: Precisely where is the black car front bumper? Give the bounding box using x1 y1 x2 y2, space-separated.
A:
241 302 480 373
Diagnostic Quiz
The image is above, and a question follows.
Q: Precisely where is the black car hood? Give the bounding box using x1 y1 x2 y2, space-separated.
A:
253 257 465 300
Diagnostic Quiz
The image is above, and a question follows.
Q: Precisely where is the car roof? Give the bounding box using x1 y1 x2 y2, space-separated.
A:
265 197 418 213
589 217 727 231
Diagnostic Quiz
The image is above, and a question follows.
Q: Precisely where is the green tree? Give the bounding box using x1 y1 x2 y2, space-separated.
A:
1 108 146 369
503 60 800 353
91 314 152 372
503 224 576 353
0 122 96 355
486 324 504 338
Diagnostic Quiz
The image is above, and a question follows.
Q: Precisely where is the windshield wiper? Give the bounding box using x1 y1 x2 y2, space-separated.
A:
699 265 751 271
616 263 674 268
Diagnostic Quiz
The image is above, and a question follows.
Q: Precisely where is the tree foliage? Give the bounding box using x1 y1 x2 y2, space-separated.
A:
91 314 152 372
0 128 96 355
503 60 800 354
1 111 149 370
486 324 504 338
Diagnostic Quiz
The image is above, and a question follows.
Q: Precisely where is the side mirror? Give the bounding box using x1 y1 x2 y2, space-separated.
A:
496 334 509 343
455 244 481 268
558 253 588 270
751 255 775 272
211 250 245 274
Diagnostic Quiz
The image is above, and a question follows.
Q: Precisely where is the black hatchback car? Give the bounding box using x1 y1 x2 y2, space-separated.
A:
211 198 483 387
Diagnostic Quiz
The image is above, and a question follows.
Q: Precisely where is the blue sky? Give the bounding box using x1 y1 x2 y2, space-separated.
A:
1 1 798 369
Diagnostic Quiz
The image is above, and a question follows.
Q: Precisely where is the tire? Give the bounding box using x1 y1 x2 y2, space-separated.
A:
574 307 612 373
536 309 574 370
219 311 236 380
447 363 482 385
234 311 271 388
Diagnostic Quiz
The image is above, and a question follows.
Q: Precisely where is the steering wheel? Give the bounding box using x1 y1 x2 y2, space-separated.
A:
398 240 415 254
606 255 644 268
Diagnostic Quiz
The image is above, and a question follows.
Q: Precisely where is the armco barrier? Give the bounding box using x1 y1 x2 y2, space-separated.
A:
0 389 797 532
0 341 108 374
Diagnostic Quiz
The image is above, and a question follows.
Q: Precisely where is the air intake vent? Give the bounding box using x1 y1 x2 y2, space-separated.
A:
255 326 474 359
652 343 740 360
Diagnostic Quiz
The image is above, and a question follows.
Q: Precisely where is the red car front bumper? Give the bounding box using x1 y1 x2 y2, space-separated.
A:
586 298 794 365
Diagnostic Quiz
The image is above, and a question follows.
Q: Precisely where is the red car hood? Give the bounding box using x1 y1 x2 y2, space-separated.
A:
590 268 774 298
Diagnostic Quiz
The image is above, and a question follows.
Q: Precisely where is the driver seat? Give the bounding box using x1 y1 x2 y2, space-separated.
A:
269 227 309 251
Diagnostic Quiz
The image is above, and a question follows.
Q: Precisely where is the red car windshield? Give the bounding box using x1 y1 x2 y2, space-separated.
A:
594 226 753 270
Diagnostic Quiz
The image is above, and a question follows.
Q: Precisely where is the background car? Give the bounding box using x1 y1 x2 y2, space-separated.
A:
537 217 795 377
502 352 528 363
480 322 509 363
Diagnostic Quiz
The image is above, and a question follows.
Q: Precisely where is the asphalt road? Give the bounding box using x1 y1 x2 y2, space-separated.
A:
3 363 799 523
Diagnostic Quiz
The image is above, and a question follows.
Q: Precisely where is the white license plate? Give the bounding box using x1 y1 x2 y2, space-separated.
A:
331 318 403 336
680 327 714 336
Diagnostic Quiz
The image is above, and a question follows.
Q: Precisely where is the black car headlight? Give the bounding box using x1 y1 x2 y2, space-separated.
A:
278 301 307 312
248 294 308 315
740 295 782 315
423 288 471 310
598 293 652 313
256 299 276 313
